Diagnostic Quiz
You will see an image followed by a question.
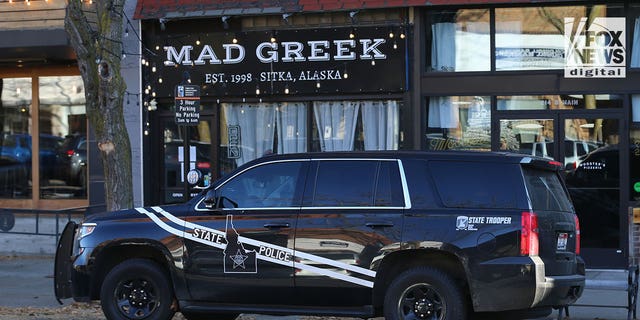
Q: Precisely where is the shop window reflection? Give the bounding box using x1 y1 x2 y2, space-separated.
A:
426 9 490 72
426 96 490 151
497 95 622 111
495 5 623 71
499 119 554 158
38 76 87 199
0 78 32 199
632 13 640 68
633 95 640 122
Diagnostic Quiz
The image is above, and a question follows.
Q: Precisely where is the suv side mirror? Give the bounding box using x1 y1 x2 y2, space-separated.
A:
203 189 218 209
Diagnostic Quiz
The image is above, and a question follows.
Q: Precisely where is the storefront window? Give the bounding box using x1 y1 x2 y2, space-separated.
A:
0 78 32 198
219 100 401 176
633 95 640 122
632 129 640 201
499 119 554 157
631 9 640 68
495 5 623 71
497 95 622 110
426 9 490 72
38 76 87 199
219 102 309 174
426 96 490 151
311 100 400 152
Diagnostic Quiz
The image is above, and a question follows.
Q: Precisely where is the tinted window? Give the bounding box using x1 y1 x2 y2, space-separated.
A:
313 161 377 206
311 160 402 207
403 159 439 209
375 161 404 207
430 161 521 209
218 161 305 208
524 168 573 212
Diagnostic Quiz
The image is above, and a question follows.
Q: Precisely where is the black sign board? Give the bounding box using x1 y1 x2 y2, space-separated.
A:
174 85 200 125
147 26 407 97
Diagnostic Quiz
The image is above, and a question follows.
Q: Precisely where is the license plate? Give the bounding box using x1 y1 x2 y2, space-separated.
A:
557 232 568 250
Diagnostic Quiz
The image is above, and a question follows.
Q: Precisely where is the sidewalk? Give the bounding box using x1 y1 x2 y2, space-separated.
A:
0 233 635 320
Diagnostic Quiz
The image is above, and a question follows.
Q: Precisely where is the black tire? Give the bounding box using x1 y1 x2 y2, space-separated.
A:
100 259 175 320
383 266 467 320
181 312 238 320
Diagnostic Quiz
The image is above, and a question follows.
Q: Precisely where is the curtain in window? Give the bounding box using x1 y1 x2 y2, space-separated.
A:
632 18 640 68
223 103 276 166
276 102 307 154
313 101 359 151
428 97 459 129
431 23 456 72
361 100 399 150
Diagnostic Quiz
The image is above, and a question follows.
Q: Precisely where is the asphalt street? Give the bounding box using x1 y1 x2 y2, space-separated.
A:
0 254 634 320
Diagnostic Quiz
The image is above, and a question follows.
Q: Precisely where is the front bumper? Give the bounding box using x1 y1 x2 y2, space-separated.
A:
54 221 77 302
54 221 93 303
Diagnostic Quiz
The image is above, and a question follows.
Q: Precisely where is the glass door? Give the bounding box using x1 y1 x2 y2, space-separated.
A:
562 116 624 268
159 116 214 204
498 114 625 268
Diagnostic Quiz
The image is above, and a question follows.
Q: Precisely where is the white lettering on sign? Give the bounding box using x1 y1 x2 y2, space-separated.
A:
164 38 388 66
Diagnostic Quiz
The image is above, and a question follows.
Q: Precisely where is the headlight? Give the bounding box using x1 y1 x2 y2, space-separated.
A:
77 223 97 240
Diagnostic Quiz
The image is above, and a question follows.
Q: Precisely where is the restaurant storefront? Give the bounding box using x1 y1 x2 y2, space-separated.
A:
139 11 410 204
0 0 89 211
134 0 640 269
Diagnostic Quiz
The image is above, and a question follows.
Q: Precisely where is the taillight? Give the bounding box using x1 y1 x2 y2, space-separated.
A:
521 211 539 256
548 160 563 167
574 214 581 255
66 149 74 157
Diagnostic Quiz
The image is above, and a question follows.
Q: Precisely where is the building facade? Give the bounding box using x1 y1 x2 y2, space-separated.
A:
130 0 640 269
0 0 91 210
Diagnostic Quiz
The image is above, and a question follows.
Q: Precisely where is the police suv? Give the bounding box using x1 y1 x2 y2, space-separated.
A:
54 151 585 320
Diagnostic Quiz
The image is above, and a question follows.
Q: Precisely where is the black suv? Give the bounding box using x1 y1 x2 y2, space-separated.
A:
55 151 584 320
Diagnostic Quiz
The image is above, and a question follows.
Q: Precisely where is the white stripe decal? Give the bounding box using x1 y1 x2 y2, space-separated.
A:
151 206 376 278
137 207 376 288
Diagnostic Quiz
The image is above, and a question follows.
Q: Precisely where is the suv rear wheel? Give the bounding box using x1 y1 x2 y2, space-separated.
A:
100 259 175 320
383 266 466 320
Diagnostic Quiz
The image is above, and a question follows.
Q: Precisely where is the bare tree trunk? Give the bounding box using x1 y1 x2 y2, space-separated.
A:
65 0 133 211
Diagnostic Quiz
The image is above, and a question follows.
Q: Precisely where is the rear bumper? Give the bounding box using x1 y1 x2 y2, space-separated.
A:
471 256 585 312
531 256 585 307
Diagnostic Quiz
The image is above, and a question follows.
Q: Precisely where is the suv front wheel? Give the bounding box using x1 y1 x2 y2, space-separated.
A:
383 267 466 320
100 259 175 320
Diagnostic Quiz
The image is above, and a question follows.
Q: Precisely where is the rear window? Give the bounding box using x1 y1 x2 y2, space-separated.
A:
523 168 574 212
429 161 522 209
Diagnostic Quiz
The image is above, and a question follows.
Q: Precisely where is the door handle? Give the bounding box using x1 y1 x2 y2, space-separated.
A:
263 223 290 229
365 222 394 228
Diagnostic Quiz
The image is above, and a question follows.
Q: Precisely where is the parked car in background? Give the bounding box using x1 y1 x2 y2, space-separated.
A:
0 133 31 163
0 133 63 197
524 139 600 169
56 134 87 188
